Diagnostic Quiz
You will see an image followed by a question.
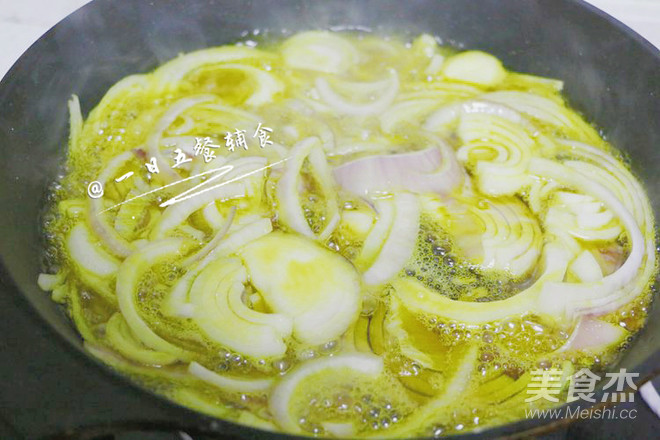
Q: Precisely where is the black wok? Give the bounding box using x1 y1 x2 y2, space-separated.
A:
0 0 658 438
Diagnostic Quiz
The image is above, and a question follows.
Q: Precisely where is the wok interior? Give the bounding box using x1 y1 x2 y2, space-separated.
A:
0 0 658 436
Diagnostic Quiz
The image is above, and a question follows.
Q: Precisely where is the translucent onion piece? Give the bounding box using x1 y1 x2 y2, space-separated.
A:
400 82 482 102
201 201 227 230
442 51 506 87
154 46 273 83
146 95 217 181
67 95 83 154
239 232 361 345
481 91 601 143
189 361 274 393
189 257 290 358
315 70 399 116
211 63 283 106
105 313 179 366
152 157 266 238
89 151 136 257
356 199 395 268
392 243 571 324
457 113 535 196
281 31 359 74
68 223 119 277
37 272 64 291
423 99 525 133
544 191 621 246
151 182 244 238
84 75 150 126
115 239 190 357
568 250 604 283
333 141 462 197
482 90 572 127
465 197 542 277
181 207 236 267
67 222 120 304
530 158 646 318
362 193 421 286
380 98 442 134
555 140 656 315
376 345 478 438
557 317 626 353
269 354 383 433
276 137 339 240
164 217 273 318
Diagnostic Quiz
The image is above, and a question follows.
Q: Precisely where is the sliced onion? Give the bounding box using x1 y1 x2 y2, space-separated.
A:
89 151 136 257
145 95 217 182
152 157 266 238
378 346 478 438
154 46 272 82
189 361 273 393
37 272 64 291
545 191 621 244
557 317 626 352
201 201 227 230
333 140 462 197
379 98 442 134
68 223 120 277
315 70 399 116
423 99 525 133
456 112 535 196
188 257 289 358
466 196 542 277
363 193 420 286
392 242 572 324
164 217 273 317
555 140 656 315
531 158 646 317
276 137 339 240
282 31 359 74
269 354 383 433
481 90 601 143
152 182 245 238
161 136 198 155
181 207 236 267
568 250 603 283
356 199 395 268
67 95 83 153
115 239 190 358
105 313 179 366
442 51 506 87
239 232 360 345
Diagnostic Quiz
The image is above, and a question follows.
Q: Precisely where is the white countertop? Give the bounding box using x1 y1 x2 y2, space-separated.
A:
0 0 659 79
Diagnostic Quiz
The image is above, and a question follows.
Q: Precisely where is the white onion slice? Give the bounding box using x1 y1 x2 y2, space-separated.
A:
276 137 339 240
89 151 136 257
189 362 273 393
531 159 645 318
146 95 217 181
315 70 399 116
423 99 525 133
181 207 236 267
269 354 383 433
363 193 420 286
164 218 273 318
116 239 189 357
